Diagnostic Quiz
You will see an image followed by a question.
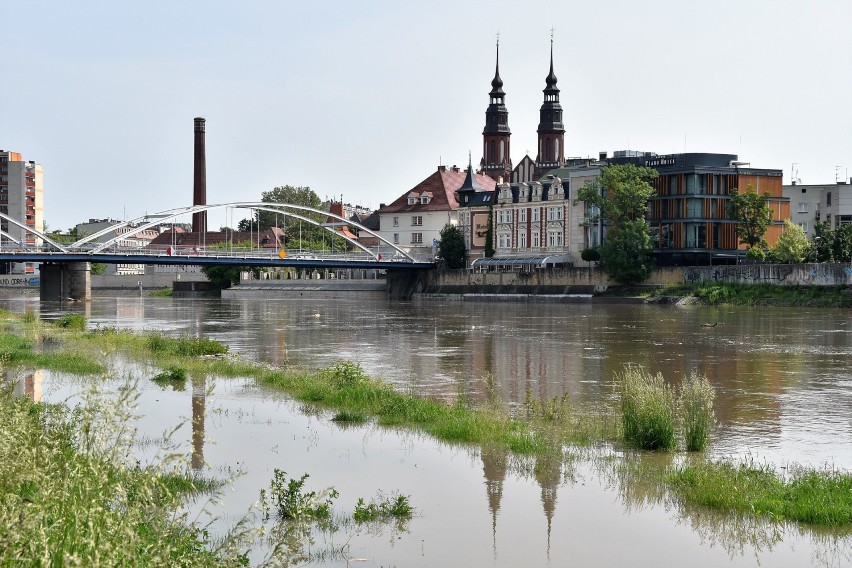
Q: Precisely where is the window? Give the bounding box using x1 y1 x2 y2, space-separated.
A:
411 233 423 244
519 208 527 223
420 194 430 204
827 192 832 206
393 216 399 227
532 231 540 248
411 215 422 226
518 231 527 248
408 197 416 205
685 174 706 195
393 233 399 244
798 202 808 213
497 233 510 248
798 222 809 233
547 231 563 247
532 208 540 222
547 206 563 221
686 199 702 218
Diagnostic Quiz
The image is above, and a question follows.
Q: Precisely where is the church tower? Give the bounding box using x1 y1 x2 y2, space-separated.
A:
534 37 565 179
481 40 512 183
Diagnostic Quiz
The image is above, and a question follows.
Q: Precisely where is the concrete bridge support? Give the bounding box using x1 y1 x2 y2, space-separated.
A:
385 268 429 300
39 262 91 302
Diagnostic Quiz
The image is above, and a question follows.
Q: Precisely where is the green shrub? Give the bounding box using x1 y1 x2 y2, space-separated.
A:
617 366 677 451
268 470 338 520
151 366 188 391
681 371 715 451
353 493 413 522
147 334 228 357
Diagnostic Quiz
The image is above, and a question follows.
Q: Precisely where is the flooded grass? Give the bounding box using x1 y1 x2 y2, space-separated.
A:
616 366 677 451
668 461 852 526
681 371 715 452
0 384 249 566
5 310 852 542
652 282 852 307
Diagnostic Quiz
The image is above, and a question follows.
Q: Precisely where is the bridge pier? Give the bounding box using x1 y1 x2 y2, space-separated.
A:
385 268 429 300
40 262 91 302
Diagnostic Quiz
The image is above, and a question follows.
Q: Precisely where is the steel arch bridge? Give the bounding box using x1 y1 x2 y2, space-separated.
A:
0 202 435 269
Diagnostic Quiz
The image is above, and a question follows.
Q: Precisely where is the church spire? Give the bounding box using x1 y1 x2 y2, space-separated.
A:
535 31 565 178
481 36 512 183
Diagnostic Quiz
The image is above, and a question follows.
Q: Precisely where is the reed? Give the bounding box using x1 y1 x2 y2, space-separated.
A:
616 366 677 451
680 371 715 451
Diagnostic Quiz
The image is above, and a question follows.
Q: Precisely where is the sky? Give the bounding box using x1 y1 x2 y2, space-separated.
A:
2 0 851 232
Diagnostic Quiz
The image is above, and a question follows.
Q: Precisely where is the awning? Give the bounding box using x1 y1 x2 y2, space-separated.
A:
470 254 573 269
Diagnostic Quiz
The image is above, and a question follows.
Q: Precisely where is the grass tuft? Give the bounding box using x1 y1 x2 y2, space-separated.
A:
668 461 852 526
681 371 715 451
56 313 87 330
616 366 677 451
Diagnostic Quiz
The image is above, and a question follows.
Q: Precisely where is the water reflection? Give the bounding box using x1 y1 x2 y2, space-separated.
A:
602 451 852 568
191 373 206 470
4 293 852 566
8 370 43 401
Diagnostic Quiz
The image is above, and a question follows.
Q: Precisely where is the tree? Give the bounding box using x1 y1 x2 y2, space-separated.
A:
256 185 324 231
437 223 466 269
484 205 495 258
202 265 252 289
599 219 654 283
809 221 833 262
729 185 772 250
831 223 852 264
575 163 658 223
575 164 658 284
773 220 810 263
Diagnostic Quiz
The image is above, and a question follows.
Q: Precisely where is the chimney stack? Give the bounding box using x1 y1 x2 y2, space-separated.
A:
192 117 207 234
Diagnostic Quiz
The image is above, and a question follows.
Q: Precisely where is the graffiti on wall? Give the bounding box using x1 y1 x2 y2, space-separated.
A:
683 264 850 286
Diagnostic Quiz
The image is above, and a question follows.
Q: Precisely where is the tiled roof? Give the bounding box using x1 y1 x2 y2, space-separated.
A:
378 167 496 214
148 228 286 248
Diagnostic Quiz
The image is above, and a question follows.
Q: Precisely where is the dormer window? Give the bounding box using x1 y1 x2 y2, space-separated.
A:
420 192 432 204
408 197 416 205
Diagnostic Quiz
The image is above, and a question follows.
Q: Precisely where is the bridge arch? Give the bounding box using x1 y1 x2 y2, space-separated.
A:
78 202 414 260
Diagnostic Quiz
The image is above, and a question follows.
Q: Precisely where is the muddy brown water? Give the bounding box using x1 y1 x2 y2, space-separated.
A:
4 293 852 567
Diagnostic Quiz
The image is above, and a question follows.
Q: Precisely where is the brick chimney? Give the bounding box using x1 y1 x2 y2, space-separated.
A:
192 117 207 234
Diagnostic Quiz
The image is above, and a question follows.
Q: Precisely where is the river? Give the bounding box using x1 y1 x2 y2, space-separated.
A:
4 292 852 567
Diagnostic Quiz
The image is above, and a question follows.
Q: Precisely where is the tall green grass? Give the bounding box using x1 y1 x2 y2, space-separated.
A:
617 366 678 451
669 461 852 526
681 371 715 451
616 366 716 452
0 383 249 565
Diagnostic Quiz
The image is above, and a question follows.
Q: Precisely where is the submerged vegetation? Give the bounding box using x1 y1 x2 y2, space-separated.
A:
669 461 852 526
615 366 715 452
0 381 247 566
0 303 851 566
649 282 852 308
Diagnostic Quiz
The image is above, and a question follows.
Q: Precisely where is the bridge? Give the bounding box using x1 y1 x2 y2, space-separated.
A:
0 202 435 301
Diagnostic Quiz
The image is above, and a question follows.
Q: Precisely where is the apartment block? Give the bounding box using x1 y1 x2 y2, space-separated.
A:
0 150 44 274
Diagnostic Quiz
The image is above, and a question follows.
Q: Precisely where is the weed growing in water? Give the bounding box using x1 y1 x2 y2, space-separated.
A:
151 366 188 391
269 469 338 520
353 492 413 522
680 371 715 452
617 366 677 451
324 361 368 387
147 333 229 357
668 460 852 526
56 313 87 330
331 411 367 423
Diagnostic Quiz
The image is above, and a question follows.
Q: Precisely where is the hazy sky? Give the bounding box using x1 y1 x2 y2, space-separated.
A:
3 0 851 231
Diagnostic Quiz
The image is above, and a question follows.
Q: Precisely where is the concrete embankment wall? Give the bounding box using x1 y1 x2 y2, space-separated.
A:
423 263 852 296
222 279 386 299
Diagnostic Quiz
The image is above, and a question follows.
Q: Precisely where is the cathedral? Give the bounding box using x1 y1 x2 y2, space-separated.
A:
479 39 569 184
